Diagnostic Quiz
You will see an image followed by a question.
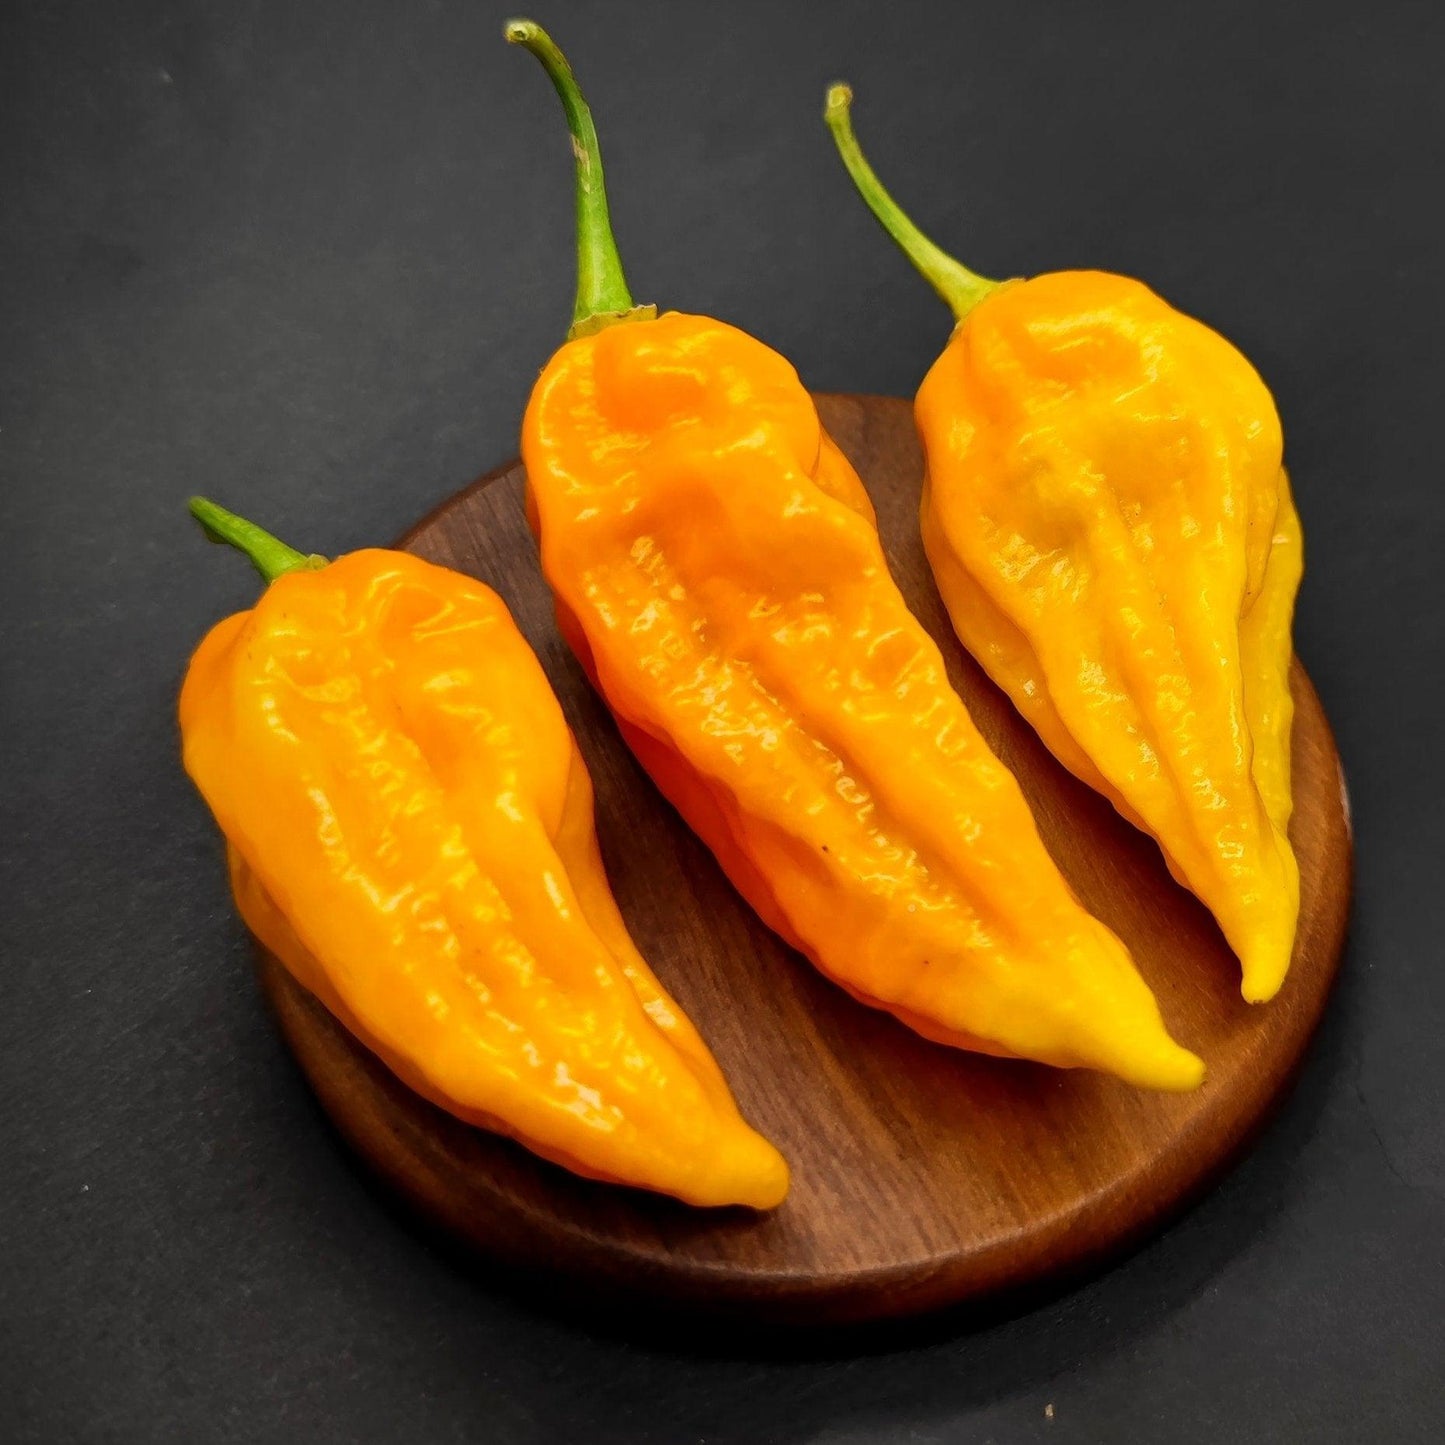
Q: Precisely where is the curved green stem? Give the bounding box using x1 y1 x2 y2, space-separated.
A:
824 84 999 323
506 18 653 338
189 497 327 585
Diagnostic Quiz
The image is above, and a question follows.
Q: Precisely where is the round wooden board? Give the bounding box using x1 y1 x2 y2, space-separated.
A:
256 393 1352 1327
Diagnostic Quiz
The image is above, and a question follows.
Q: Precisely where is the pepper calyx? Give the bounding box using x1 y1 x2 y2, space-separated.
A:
567 303 658 341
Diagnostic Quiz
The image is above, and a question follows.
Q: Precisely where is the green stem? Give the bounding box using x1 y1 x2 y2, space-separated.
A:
824 84 999 323
189 496 327 585
506 18 653 338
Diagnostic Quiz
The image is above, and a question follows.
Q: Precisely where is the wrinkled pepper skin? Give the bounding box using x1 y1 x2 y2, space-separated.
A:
522 311 1204 1091
180 546 788 1208
916 274 1302 1002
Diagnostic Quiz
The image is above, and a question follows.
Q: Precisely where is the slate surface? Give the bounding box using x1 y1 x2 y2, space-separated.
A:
3 1 1441 1440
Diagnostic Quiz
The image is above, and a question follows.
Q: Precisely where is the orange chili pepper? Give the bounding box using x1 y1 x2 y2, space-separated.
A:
179 498 788 1208
825 86 1302 1001
509 21 1202 1089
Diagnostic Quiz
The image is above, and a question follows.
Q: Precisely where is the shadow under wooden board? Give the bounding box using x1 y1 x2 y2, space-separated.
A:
256 393 1353 1328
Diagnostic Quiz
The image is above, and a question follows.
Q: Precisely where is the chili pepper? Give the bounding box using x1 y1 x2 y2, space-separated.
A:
824 87 1303 1003
508 21 1202 1089
178 498 788 1208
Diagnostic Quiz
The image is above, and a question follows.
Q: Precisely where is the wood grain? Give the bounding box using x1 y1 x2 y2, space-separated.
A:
256 394 1353 1326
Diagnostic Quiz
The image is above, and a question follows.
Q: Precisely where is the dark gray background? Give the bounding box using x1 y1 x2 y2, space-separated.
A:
3 1 1441 1440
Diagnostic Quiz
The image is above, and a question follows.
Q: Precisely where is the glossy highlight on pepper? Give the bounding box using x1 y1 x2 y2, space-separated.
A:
509 21 1203 1090
178 497 788 1209
825 85 1303 1002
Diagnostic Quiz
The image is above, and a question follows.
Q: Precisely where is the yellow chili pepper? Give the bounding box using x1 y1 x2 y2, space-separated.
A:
825 86 1303 1003
509 22 1202 1090
178 498 788 1209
